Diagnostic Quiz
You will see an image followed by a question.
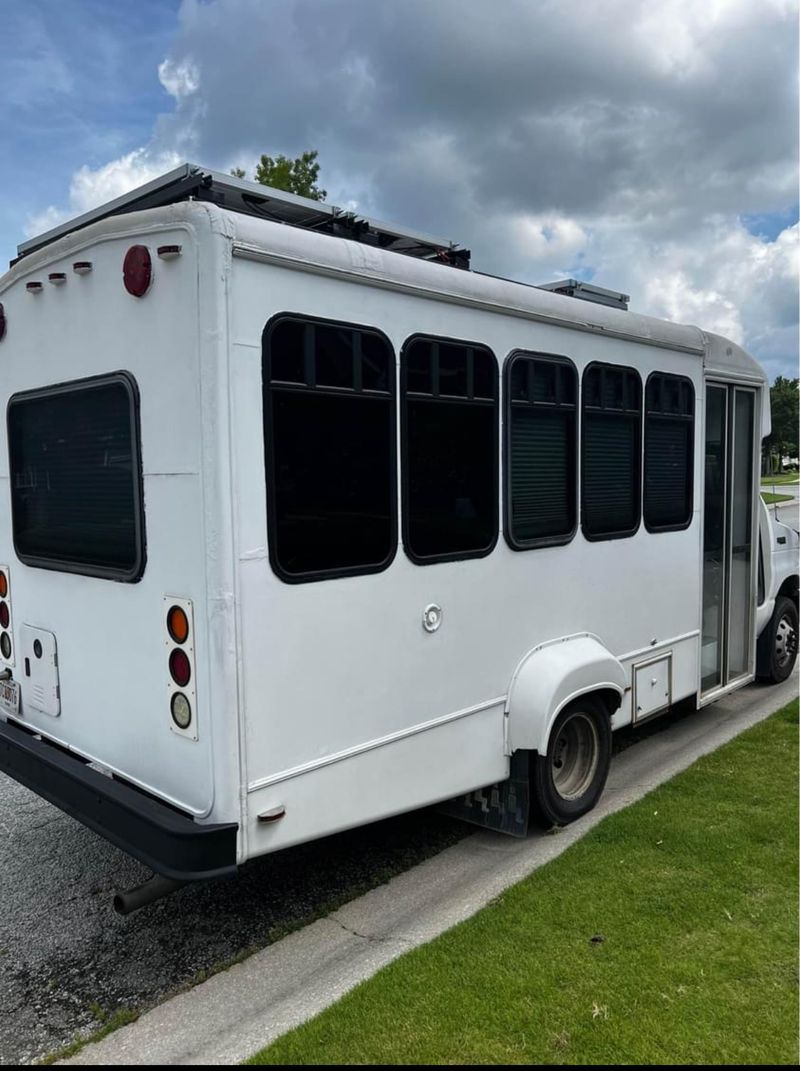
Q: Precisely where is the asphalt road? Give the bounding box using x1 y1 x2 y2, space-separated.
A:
766 487 799 532
0 678 796 1065
0 776 467 1066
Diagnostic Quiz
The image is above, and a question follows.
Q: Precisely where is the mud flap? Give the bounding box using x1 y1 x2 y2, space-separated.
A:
437 749 530 837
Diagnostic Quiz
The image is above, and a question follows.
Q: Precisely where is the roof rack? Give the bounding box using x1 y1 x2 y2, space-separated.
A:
15 163 470 269
538 278 629 311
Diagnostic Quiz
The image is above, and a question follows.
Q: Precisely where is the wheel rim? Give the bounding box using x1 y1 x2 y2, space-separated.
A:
775 612 798 670
551 712 600 801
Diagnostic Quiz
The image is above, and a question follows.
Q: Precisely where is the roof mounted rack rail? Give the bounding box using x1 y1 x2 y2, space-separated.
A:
538 278 630 311
15 163 470 270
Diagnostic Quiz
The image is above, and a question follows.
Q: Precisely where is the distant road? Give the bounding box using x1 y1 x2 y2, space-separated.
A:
763 480 800 531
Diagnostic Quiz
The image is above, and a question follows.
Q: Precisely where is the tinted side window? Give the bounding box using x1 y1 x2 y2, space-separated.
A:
644 373 694 531
263 316 396 582
7 372 145 581
505 353 577 548
581 363 642 540
402 336 498 563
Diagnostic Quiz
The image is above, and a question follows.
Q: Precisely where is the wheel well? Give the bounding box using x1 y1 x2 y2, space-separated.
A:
582 687 622 718
777 575 799 606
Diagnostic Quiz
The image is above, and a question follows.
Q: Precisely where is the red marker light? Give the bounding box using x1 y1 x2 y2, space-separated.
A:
0 603 9 629
123 245 152 298
169 648 191 688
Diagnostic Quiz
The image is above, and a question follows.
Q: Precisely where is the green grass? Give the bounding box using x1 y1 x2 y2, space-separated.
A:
248 699 799 1066
762 491 795 505
38 1009 139 1065
761 473 799 485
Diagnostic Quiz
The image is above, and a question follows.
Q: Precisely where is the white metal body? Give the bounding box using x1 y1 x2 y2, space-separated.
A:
0 200 785 868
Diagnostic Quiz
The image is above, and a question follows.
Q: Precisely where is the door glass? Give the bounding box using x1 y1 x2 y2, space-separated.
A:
701 387 727 691
727 390 755 679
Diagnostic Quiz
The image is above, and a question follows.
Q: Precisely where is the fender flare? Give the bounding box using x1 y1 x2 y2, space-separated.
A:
506 632 627 756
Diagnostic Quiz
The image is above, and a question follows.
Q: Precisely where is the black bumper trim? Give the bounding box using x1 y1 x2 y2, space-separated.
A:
0 719 238 882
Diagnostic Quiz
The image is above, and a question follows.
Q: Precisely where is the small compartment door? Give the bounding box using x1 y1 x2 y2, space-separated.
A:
20 625 60 717
633 654 672 721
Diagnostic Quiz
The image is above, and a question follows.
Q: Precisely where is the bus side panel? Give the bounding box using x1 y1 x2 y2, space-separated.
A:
230 257 702 856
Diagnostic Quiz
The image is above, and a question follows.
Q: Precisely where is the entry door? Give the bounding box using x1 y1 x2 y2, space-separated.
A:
701 384 757 697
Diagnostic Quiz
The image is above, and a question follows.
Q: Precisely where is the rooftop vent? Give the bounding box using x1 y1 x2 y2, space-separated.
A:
538 278 629 312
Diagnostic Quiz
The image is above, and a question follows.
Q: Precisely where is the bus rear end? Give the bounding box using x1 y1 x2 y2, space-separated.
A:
0 214 239 887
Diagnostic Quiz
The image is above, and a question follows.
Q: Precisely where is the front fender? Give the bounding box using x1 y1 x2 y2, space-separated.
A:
506 633 626 756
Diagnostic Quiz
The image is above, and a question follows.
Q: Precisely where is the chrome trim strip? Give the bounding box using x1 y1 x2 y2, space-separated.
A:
246 696 507 792
618 630 699 665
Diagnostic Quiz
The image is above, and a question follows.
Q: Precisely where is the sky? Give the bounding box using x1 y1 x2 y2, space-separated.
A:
3 0 798 380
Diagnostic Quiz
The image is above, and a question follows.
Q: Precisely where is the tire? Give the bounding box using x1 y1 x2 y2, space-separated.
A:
756 595 798 684
530 695 612 828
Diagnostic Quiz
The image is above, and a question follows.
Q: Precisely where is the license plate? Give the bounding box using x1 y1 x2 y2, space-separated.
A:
0 679 20 717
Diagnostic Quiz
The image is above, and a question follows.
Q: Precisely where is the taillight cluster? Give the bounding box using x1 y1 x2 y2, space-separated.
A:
164 597 196 739
0 567 13 664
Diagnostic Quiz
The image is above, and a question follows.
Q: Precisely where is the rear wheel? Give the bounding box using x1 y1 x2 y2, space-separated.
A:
530 696 612 827
756 595 798 683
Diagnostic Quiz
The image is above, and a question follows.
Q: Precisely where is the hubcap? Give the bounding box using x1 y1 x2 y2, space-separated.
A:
551 712 600 801
775 613 798 670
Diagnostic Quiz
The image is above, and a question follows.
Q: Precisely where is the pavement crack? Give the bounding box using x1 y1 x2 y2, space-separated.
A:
331 916 378 942
330 916 412 947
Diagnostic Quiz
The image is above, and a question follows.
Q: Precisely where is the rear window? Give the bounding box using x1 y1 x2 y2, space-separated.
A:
7 372 145 581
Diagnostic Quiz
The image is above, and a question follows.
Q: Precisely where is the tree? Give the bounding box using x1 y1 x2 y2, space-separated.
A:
230 150 326 201
763 376 799 473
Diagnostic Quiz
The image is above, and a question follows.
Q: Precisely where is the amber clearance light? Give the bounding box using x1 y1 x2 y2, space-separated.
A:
167 605 189 644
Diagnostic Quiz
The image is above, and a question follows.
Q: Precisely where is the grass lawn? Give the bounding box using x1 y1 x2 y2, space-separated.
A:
248 699 799 1066
762 491 795 505
761 473 799 485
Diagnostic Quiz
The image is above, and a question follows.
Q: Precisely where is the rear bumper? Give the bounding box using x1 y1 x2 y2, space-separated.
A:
0 718 238 881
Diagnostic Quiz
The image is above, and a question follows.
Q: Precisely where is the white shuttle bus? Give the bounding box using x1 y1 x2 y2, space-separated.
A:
0 165 796 911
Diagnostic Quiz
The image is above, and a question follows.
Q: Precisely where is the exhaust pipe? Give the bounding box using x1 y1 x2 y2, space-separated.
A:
114 874 186 915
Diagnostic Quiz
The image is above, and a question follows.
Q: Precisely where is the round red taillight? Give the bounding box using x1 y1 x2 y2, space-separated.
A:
169 648 191 688
123 245 152 298
0 603 9 629
0 303 5 342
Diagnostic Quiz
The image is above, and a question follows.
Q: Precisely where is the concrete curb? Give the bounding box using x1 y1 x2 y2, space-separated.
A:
61 673 798 1065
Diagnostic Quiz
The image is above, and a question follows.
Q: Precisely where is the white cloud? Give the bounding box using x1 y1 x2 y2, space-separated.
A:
25 148 181 238
158 57 200 100
22 0 799 376
512 215 590 264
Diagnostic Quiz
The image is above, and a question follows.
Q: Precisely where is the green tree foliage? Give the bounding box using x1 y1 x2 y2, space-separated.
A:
764 376 799 472
230 151 326 200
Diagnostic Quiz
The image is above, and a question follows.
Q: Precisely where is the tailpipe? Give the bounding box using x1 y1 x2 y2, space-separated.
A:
114 874 186 915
